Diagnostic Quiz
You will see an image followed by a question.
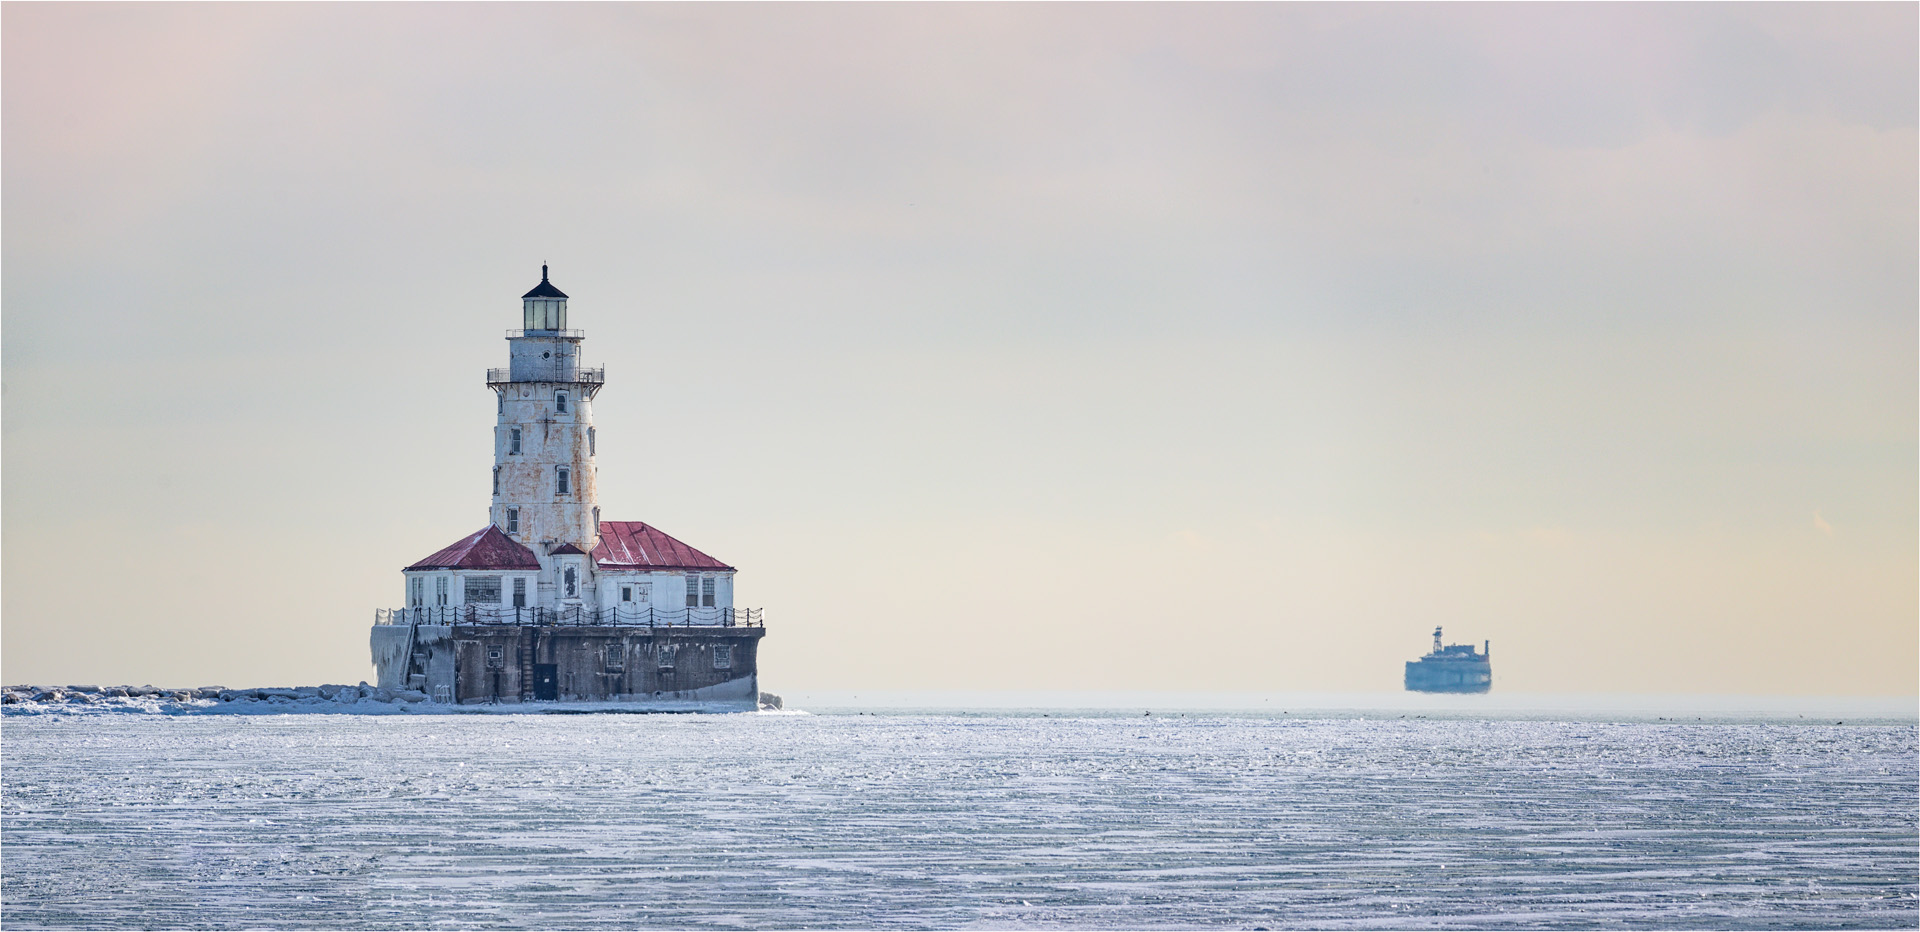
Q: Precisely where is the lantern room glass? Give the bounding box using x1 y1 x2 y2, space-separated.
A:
523 298 567 331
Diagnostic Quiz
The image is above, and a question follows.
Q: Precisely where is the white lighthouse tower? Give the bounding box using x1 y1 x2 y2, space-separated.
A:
487 266 603 607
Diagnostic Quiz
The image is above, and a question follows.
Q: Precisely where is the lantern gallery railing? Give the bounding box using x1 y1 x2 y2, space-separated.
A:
375 605 763 628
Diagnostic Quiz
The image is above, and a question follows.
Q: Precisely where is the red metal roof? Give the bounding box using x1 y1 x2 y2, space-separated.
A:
406 525 542 571
592 521 733 571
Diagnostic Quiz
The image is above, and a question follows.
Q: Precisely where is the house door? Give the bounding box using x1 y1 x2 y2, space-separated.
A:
532 664 558 701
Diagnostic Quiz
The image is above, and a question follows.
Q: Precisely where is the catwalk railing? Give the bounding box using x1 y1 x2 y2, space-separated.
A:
375 605 763 628
485 366 604 386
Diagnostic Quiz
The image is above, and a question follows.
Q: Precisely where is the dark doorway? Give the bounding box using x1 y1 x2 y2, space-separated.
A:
532 664 558 701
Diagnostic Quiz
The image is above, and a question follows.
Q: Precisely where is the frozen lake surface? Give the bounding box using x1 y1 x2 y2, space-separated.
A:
3 707 1915 929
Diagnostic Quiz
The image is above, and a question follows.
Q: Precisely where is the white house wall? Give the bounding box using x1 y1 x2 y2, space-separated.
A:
595 571 734 611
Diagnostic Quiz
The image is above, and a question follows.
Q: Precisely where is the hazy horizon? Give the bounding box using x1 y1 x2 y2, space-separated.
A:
4 4 1914 696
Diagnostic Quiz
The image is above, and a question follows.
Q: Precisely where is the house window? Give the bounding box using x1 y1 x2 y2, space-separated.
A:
435 576 449 606
512 577 527 608
685 576 701 607
563 565 578 599
714 645 733 670
702 577 716 607
509 428 522 455
409 576 423 608
506 508 519 534
621 585 633 603
555 392 568 414
588 428 595 455
556 467 570 495
467 576 502 604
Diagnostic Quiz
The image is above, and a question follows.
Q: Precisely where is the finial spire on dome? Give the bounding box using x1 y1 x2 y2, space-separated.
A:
522 264 568 299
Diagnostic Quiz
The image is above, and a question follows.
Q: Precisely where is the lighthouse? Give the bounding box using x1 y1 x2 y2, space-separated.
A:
489 266 603 603
371 268 765 709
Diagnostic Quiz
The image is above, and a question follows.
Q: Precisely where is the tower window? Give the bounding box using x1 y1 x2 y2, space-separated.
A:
492 466 500 496
555 392 568 414
588 427 595 455
509 428 522 455
498 393 504 415
556 467 570 495
506 507 519 534
592 506 600 528
563 565 578 598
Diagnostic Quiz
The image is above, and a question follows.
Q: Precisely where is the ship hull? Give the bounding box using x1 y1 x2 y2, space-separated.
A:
1404 659 1491 694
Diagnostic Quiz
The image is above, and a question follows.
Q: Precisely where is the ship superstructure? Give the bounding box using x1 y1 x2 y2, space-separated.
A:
1403 626 1491 694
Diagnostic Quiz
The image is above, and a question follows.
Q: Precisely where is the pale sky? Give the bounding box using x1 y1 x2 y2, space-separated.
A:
4 3 1914 695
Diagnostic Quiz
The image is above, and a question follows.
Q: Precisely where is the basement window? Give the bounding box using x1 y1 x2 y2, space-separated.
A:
556 467 571 495
506 508 519 534
714 646 733 670
512 577 527 608
467 576 502 604
509 428 522 455
605 644 624 669
657 646 676 670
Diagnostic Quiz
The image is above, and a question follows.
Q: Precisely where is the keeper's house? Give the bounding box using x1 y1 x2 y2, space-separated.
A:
370 268 765 709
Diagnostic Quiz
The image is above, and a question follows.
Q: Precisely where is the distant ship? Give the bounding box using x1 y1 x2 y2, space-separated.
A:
1404 626 1492 694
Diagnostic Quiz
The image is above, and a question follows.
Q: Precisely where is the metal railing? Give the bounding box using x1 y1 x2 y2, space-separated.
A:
485 366 605 386
505 329 586 339
375 605 763 628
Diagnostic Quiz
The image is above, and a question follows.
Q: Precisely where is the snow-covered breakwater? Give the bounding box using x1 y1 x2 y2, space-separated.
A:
2 683 437 715
1 684 786 715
